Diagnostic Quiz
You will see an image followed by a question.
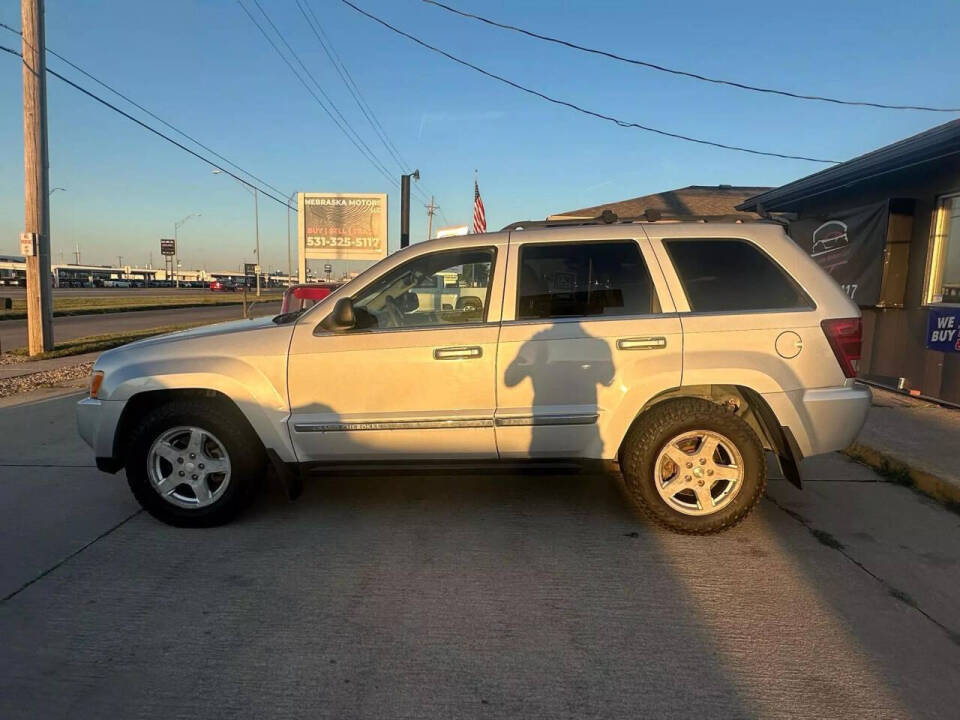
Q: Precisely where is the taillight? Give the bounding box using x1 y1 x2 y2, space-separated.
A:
821 317 861 378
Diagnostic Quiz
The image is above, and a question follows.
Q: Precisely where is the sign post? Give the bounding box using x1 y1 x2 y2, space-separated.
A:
160 238 175 284
298 192 388 283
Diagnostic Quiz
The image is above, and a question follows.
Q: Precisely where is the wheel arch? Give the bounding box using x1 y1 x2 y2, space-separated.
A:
617 384 803 488
113 389 266 465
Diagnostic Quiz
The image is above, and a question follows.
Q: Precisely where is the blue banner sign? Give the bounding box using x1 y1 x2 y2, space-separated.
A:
927 307 960 353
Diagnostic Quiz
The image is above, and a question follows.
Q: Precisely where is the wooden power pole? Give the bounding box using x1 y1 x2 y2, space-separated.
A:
21 0 54 354
425 196 438 241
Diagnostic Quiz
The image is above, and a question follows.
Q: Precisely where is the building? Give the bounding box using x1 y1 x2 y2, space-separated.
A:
738 119 960 404
551 185 773 222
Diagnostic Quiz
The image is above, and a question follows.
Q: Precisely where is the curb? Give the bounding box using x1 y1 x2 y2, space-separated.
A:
844 441 960 507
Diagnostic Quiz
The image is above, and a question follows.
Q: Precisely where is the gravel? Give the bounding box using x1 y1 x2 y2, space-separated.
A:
0 361 93 398
0 353 28 366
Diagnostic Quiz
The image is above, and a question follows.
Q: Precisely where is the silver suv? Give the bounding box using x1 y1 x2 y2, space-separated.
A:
77 221 870 533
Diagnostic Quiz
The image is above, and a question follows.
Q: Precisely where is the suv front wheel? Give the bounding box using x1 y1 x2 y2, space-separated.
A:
125 399 265 527
620 398 766 534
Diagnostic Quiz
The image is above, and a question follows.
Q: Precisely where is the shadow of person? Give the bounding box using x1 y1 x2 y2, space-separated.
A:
504 322 614 457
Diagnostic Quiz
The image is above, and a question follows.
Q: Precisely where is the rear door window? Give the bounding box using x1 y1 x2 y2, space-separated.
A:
663 238 812 312
516 241 660 320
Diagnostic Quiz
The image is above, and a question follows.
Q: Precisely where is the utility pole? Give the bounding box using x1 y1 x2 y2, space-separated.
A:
21 0 53 354
425 196 438 241
286 191 296 287
74 240 80 265
400 169 419 249
253 187 261 296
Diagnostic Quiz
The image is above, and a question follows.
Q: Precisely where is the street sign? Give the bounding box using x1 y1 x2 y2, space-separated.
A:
324 263 332 273
160 238 175 256
19 232 38 257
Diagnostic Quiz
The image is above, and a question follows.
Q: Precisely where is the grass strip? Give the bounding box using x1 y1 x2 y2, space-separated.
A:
0 292 283 321
9 323 208 360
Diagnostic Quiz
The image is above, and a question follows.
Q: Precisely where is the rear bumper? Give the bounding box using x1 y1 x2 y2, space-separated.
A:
762 382 871 458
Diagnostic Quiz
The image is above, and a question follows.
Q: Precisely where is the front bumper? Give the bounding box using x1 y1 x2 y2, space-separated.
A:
77 397 126 467
763 382 871 458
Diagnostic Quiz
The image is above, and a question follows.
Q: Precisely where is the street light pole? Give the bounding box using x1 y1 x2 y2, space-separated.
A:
213 169 261 295
400 169 419 249
173 213 200 288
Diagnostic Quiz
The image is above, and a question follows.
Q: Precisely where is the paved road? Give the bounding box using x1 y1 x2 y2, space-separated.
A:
1 393 959 719
0 301 281 350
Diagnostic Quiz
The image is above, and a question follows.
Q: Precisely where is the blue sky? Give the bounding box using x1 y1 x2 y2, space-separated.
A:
0 0 956 273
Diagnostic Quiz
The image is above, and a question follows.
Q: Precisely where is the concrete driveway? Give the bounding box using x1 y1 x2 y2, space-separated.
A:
1 392 959 719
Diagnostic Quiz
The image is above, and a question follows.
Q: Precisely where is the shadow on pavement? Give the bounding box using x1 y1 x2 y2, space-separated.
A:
0 469 757 720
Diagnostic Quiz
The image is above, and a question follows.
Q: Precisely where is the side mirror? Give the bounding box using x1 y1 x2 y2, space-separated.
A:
320 297 356 332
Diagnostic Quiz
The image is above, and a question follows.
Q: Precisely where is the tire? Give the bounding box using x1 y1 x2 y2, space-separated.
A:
619 398 766 534
124 399 265 527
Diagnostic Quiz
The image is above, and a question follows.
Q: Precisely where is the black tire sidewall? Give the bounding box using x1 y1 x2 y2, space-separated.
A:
620 398 766 534
125 400 263 527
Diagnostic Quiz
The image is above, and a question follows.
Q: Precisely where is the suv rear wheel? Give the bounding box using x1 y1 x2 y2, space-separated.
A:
125 399 265 527
620 398 766 534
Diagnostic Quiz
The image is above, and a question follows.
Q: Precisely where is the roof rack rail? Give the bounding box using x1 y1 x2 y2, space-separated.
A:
501 208 784 231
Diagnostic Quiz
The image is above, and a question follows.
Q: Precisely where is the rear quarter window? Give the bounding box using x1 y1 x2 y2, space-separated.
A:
663 238 813 312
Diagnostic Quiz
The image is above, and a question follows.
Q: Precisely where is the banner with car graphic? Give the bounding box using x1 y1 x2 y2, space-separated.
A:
787 201 889 305
298 192 388 262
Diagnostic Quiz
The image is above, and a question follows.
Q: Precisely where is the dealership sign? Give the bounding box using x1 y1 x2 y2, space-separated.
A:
160 238 176 256
926 307 960 353
298 192 388 262
788 201 888 306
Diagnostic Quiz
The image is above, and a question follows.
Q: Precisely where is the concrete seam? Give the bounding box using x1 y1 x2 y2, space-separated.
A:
0 508 142 604
763 494 960 646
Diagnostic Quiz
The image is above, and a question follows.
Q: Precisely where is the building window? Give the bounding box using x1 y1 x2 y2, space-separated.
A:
927 193 960 304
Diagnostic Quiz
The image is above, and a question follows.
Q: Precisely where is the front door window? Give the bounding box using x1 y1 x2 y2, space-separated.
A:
351 247 496 330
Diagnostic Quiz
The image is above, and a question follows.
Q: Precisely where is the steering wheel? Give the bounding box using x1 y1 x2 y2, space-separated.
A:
383 294 404 328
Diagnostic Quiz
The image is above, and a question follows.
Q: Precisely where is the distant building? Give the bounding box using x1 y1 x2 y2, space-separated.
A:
551 185 773 222
739 119 960 404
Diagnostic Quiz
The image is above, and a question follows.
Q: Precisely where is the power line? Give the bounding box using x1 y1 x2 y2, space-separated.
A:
240 0 401 190
1 43 295 210
297 0 433 206
0 21 290 199
298 0 410 173
341 0 839 164
423 0 960 114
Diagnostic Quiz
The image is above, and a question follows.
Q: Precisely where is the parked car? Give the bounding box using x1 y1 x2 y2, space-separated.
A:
77 221 869 532
279 282 342 315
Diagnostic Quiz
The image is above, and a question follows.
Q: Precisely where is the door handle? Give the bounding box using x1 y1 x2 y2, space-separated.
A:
617 336 667 351
434 346 483 360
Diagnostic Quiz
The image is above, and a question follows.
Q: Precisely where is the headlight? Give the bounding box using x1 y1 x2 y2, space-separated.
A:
89 370 104 399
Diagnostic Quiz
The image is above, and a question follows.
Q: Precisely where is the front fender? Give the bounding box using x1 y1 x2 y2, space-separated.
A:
104 356 295 463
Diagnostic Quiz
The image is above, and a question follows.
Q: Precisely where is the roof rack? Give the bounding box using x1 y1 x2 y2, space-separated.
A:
501 208 783 231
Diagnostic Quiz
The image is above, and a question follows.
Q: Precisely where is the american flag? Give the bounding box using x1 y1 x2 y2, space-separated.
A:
472 178 486 234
